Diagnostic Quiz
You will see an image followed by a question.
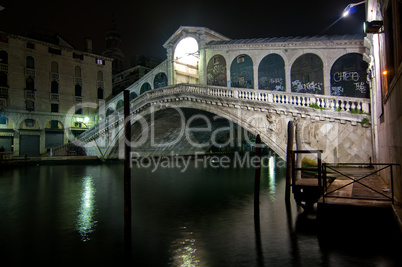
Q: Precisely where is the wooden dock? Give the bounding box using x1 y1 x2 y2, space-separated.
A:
319 165 393 208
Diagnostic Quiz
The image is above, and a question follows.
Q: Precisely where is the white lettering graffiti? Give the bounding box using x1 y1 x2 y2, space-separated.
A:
333 72 360 82
268 78 283 84
331 86 344 96
354 82 366 93
292 80 323 92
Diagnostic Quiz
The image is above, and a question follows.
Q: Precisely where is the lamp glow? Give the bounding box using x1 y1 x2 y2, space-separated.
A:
342 1 366 17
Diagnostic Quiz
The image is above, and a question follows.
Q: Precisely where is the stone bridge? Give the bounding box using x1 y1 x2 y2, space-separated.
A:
75 83 372 163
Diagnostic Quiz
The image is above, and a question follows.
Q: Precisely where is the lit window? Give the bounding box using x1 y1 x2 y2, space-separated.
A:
96 58 105 65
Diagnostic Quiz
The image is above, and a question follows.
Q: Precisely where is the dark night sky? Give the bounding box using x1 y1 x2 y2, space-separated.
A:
0 0 366 65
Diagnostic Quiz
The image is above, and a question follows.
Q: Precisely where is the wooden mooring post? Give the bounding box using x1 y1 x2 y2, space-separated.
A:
254 134 262 219
285 121 294 203
123 90 132 264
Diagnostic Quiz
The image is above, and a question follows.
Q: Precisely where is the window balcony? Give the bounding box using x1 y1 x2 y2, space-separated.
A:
97 81 104 88
50 93 59 101
74 77 82 84
25 68 35 77
0 86 8 97
0 63 8 72
0 98 7 108
24 90 35 99
74 96 82 102
50 72 59 80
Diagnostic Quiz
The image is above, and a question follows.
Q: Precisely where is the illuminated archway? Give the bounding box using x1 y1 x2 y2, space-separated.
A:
174 37 199 84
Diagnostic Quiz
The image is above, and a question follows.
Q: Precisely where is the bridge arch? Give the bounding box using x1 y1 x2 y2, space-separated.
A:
207 54 227 86
140 82 152 94
330 53 369 98
154 72 168 89
130 91 138 101
102 100 286 159
258 53 286 91
230 54 254 88
290 53 324 94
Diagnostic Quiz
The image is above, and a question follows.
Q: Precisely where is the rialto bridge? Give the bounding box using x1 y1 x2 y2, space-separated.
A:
55 26 374 162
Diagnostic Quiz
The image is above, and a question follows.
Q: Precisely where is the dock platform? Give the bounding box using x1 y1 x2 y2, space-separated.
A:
319 165 393 208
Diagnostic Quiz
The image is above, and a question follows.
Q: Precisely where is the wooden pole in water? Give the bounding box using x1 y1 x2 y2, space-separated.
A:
254 134 262 218
123 90 132 264
285 121 294 203
254 134 264 266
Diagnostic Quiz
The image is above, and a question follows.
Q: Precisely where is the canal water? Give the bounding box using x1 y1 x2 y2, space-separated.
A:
1 155 401 266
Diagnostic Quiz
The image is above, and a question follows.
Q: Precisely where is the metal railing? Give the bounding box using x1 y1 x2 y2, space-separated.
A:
291 150 323 187
322 163 398 204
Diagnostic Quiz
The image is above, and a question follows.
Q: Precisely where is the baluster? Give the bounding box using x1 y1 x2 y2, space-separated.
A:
345 101 350 111
351 102 356 111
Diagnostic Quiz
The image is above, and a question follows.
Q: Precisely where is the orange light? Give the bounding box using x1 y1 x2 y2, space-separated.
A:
382 70 388 75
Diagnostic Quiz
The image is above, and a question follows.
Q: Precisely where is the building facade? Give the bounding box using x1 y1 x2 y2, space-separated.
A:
0 31 113 156
365 0 402 203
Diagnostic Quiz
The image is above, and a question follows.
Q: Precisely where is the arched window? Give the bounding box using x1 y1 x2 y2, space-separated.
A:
97 88 104 99
154 73 167 89
97 71 103 81
330 53 369 98
140 82 152 94
51 61 58 73
0 50 8 64
106 108 114 117
130 91 138 101
26 56 35 69
75 84 82 96
258 54 285 91
291 53 323 94
75 66 81 77
26 77 35 90
230 54 254 88
116 100 124 110
207 55 227 86
51 81 59 94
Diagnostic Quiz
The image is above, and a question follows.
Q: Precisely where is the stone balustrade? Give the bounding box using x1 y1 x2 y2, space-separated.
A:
77 84 371 144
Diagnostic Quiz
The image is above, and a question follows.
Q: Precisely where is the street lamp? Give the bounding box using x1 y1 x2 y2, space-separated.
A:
342 1 366 17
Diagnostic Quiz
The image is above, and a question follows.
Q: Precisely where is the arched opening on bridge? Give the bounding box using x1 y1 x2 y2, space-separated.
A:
330 53 369 98
258 54 286 91
174 37 199 84
106 108 114 117
140 82 152 94
207 54 227 86
154 73 168 89
116 100 124 111
230 54 254 89
130 91 138 101
291 53 324 94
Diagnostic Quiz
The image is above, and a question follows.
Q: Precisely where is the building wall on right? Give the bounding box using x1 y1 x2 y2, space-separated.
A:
367 0 402 203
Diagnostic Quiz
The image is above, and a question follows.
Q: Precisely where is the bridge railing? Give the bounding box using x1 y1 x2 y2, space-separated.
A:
77 84 371 144
145 84 370 113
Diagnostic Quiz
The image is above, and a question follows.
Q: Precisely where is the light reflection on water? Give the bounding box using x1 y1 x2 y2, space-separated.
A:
0 160 401 266
268 156 276 200
75 175 97 242
169 226 199 267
